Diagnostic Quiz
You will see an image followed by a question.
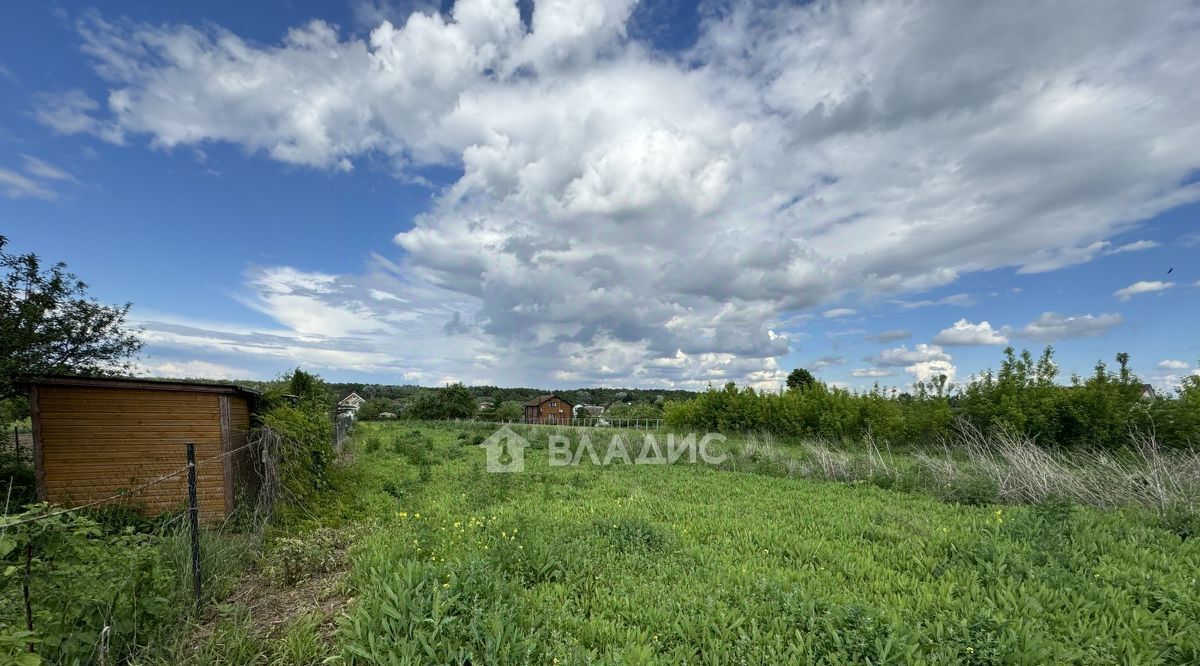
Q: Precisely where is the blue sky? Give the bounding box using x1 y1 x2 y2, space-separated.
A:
2 0 1199 392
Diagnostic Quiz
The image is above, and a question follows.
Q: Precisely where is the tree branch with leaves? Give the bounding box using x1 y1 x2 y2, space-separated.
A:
0 236 143 399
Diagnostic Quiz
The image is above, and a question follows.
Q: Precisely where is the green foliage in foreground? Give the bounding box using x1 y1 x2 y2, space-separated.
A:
0 505 256 665
317 423 1200 664
0 367 338 665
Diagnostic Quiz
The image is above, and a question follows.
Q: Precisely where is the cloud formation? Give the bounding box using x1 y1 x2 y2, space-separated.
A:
37 0 1200 386
933 319 1009 346
0 155 75 200
1114 280 1175 300
1014 312 1124 342
867 344 956 383
849 367 894 378
865 329 913 343
812 355 847 370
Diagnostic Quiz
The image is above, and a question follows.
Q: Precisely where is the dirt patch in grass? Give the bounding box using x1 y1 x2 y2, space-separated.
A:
221 565 348 639
179 532 356 656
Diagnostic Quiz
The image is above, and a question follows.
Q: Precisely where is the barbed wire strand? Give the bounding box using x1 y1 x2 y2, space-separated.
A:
0 441 256 529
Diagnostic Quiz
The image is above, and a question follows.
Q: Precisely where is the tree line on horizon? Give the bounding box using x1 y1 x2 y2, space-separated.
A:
667 346 1200 450
3 237 1196 451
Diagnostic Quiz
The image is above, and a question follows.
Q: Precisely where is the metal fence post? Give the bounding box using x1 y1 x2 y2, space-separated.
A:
186 441 202 615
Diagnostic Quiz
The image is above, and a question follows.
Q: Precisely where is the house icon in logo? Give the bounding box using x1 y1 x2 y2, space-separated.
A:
479 426 529 473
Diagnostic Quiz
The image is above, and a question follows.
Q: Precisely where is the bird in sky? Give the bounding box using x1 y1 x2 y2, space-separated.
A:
1167 267 1173 273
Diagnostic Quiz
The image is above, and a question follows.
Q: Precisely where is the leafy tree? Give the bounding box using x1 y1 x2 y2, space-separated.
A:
493 400 524 422
286 368 330 409
441 382 477 419
405 390 444 420
604 402 664 420
0 395 29 425
356 397 396 421
786 368 817 391
1 236 142 399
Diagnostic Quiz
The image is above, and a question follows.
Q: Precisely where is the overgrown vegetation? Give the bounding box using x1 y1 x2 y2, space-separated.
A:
255 369 338 504
0 368 343 665
667 346 1200 449
182 421 1200 664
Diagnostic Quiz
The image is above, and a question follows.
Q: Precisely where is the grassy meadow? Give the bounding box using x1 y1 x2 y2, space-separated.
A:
178 420 1200 665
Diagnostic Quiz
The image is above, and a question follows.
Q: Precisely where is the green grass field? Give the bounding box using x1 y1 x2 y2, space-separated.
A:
238 421 1194 665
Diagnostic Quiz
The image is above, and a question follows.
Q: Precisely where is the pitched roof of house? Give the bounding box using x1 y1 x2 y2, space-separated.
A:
524 394 573 407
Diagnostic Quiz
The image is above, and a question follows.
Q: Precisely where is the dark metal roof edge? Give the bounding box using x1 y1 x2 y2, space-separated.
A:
17 374 262 398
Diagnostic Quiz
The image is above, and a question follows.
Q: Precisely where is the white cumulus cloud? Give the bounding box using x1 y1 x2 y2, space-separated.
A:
35 0 1200 386
933 319 1009 346
1114 280 1175 300
867 344 956 383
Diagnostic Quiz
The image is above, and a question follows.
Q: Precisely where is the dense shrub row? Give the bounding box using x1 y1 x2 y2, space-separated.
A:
666 347 1200 448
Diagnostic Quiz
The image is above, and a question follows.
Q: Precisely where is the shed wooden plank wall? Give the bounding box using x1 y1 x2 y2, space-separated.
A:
36 386 233 520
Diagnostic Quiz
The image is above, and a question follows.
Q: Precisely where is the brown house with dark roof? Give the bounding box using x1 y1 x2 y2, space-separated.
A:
524 394 573 425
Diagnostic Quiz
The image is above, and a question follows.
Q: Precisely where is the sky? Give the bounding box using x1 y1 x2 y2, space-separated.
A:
1 0 1199 393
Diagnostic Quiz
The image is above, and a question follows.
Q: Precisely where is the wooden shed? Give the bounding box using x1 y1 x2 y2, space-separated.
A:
22 376 259 522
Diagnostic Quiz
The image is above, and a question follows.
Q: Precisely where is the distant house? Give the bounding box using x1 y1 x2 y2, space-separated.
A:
478 401 495 412
574 404 605 417
524 395 574 425
337 391 366 417
1140 384 1158 400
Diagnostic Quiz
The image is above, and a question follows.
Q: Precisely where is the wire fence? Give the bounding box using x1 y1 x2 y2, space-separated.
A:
383 416 666 430
0 416 337 664
1 425 33 463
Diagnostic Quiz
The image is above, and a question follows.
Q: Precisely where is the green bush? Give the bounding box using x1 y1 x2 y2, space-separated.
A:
665 348 1198 450
262 527 354 586
0 506 177 665
257 369 337 502
354 397 397 421
405 383 477 420
938 475 1000 506
0 452 35 509
1159 505 1200 541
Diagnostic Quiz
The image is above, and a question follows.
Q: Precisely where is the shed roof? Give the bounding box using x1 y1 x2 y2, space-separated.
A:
525 394 573 407
19 374 260 400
